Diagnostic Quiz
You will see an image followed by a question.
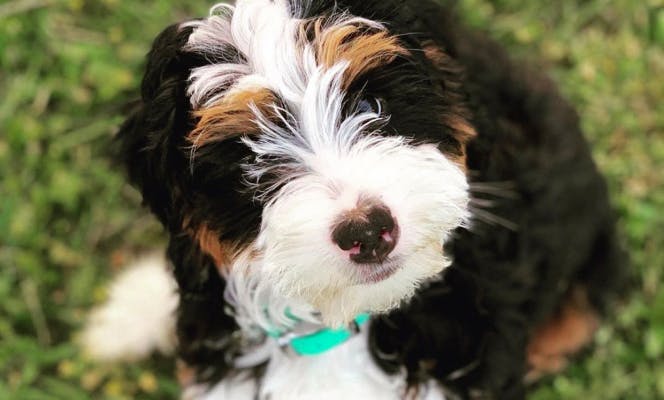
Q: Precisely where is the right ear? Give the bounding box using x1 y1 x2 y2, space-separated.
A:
116 22 204 229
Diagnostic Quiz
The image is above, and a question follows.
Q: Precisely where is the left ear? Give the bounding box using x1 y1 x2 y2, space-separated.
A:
115 21 241 387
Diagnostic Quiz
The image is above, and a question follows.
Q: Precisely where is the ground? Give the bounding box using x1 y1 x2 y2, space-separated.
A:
0 0 662 399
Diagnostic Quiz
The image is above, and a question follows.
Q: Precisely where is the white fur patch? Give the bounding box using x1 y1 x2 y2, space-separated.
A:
81 254 178 361
227 139 469 329
188 329 447 400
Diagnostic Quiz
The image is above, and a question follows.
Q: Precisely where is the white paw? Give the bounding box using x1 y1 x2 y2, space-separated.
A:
81 254 178 361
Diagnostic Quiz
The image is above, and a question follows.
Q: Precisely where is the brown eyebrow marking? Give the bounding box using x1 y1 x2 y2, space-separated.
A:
187 87 276 146
303 19 409 89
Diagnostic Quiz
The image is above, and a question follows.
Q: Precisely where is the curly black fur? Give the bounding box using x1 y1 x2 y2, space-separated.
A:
116 1 627 398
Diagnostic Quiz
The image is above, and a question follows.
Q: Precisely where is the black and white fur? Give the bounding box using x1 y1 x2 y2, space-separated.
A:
84 0 627 399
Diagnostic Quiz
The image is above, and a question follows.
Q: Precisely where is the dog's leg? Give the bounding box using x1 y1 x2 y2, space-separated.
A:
525 286 599 381
526 222 628 381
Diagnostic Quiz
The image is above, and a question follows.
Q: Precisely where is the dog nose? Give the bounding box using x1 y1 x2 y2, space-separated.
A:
332 205 399 263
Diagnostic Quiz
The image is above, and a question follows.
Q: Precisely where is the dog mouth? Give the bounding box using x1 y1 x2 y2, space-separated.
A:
353 260 401 284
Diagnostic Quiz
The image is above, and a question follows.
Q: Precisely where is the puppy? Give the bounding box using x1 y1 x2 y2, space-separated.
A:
88 0 627 398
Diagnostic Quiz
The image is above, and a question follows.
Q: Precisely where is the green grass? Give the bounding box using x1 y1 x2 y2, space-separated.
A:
1 0 662 398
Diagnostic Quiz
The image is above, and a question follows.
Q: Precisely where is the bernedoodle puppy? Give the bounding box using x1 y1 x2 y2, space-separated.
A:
83 1 627 399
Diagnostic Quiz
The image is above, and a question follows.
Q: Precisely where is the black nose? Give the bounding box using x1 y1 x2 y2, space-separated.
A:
332 205 399 263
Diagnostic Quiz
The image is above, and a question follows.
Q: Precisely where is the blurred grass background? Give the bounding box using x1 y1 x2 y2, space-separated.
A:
0 0 662 399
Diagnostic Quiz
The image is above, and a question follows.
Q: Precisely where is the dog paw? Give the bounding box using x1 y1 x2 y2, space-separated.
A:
80 254 178 361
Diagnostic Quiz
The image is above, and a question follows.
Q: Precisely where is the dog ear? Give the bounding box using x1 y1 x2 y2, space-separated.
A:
117 23 241 384
116 23 204 229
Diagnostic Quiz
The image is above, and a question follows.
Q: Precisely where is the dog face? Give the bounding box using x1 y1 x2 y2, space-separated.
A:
122 0 474 327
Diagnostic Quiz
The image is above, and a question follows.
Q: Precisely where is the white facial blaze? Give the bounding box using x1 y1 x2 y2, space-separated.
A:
185 0 315 109
185 0 470 328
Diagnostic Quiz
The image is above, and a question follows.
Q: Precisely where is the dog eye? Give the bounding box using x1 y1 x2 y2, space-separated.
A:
357 98 383 114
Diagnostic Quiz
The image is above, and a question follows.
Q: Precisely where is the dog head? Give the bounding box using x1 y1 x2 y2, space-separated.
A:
119 0 474 327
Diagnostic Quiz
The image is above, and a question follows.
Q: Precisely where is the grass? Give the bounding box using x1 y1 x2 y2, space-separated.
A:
0 0 662 398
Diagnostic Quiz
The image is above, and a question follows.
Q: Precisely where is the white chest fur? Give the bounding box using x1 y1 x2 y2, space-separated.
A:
188 329 446 400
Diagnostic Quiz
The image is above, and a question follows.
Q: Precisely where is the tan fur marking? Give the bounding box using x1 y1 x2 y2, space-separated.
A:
176 359 196 387
422 41 451 71
526 286 600 381
310 20 409 89
446 115 477 170
446 115 477 144
422 40 477 169
193 225 230 271
188 88 275 146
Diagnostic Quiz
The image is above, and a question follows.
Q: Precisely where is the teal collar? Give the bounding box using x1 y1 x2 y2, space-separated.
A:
267 313 370 356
